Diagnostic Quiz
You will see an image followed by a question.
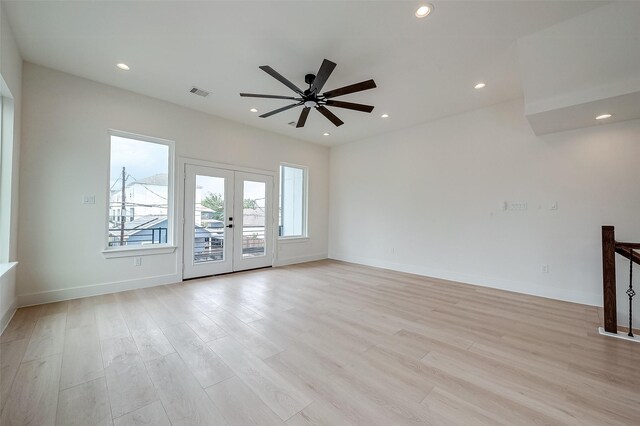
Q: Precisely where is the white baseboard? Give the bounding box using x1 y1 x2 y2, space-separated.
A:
598 327 640 343
14 254 327 308
329 253 601 307
17 273 181 307
274 253 328 267
1 297 18 335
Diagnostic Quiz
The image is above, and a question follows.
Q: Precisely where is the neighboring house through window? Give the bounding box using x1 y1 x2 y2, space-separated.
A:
107 131 174 248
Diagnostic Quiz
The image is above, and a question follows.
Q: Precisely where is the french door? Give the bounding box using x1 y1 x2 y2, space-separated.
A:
183 164 274 279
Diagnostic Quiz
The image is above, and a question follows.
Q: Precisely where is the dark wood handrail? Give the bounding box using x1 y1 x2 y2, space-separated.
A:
602 226 639 334
616 242 640 250
615 247 640 264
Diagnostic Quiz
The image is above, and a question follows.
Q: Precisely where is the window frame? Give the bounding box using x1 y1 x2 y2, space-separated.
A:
278 162 309 240
102 129 176 257
0 87 17 266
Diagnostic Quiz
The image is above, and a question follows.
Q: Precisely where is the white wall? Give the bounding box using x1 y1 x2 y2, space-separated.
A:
0 3 23 331
18 63 329 305
329 99 640 327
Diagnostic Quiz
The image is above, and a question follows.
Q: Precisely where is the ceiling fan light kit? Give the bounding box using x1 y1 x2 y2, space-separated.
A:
240 59 376 128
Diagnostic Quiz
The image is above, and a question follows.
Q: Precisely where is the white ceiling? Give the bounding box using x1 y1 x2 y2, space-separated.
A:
3 1 605 146
518 2 640 135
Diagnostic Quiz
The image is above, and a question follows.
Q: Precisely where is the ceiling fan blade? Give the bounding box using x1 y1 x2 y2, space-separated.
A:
325 100 374 113
259 102 302 118
240 93 300 100
259 65 303 95
316 106 344 127
310 59 337 94
296 107 311 128
323 79 377 99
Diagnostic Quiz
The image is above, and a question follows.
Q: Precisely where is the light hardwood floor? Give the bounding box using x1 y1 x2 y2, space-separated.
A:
1 260 638 425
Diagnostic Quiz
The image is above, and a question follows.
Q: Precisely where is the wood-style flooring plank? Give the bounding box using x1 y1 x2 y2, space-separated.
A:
145 353 228 425
184 312 227 342
161 323 233 388
134 289 181 329
285 400 356 426
100 336 158 418
0 354 62 426
95 303 130 340
205 376 284 425
203 307 283 359
130 327 175 362
112 400 171 426
115 291 159 332
39 301 69 317
56 377 112 426
0 338 28 413
209 336 312 421
66 297 96 330
0 308 37 343
59 326 105 390
266 348 406 425
22 312 67 362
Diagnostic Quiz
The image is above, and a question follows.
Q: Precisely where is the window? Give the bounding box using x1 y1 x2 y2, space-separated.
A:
0 92 15 263
107 131 174 249
279 164 307 238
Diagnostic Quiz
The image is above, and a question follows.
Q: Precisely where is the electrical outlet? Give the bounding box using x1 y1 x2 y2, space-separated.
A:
541 264 549 273
133 257 142 267
82 195 95 204
550 202 558 210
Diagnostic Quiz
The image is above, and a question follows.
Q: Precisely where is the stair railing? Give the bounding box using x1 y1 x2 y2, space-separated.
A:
601 226 640 335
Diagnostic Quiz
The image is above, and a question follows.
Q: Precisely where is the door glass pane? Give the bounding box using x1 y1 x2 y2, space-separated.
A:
194 175 225 263
242 180 266 258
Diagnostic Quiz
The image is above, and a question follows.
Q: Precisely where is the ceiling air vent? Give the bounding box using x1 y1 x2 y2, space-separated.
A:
189 87 211 98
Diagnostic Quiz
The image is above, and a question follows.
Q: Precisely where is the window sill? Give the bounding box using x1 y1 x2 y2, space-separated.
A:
0 262 18 279
278 237 310 243
102 245 177 258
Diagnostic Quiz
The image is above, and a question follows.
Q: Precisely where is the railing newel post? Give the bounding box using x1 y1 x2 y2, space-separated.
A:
602 226 618 334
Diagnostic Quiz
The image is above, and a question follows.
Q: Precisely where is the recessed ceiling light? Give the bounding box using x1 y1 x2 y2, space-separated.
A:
381 114 389 118
323 132 330 136
415 4 433 18
596 113 612 120
474 82 486 89
116 63 130 71
250 108 258 113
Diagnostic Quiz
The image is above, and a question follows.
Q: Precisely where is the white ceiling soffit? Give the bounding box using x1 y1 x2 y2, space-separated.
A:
4 1 606 146
519 2 640 135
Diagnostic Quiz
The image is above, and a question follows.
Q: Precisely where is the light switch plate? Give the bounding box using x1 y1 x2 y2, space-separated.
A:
82 195 95 204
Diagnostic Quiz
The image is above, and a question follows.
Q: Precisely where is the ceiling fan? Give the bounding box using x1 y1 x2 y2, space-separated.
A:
240 59 376 128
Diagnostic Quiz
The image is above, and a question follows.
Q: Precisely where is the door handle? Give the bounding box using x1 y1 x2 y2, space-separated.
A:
226 224 233 228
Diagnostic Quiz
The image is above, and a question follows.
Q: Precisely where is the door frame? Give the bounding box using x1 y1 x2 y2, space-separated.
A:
176 157 277 280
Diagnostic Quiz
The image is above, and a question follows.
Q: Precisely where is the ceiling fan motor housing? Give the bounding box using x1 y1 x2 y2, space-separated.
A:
305 73 316 85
